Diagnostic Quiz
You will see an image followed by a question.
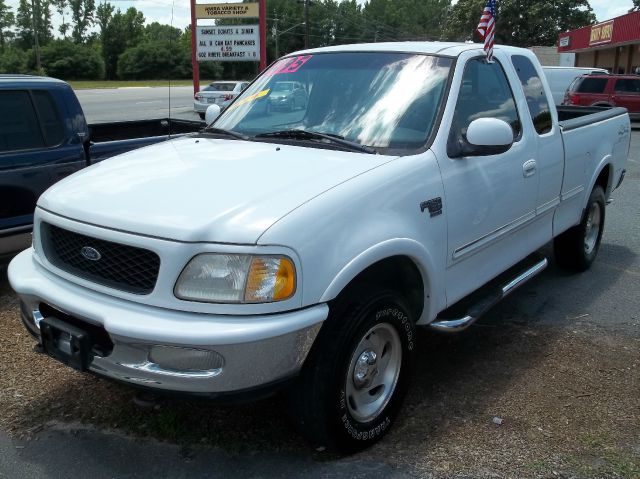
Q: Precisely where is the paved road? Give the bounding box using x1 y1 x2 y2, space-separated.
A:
76 86 201 123
0 132 638 478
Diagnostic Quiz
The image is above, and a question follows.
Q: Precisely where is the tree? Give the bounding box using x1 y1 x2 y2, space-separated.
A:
68 0 95 43
144 22 181 43
16 0 53 49
445 0 595 46
0 0 15 51
117 40 189 79
51 0 69 37
633 0 640 10
0 47 29 73
40 38 103 78
101 6 144 79
95 0 113 38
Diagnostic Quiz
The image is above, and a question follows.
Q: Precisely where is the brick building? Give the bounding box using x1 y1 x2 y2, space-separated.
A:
557 10 640 74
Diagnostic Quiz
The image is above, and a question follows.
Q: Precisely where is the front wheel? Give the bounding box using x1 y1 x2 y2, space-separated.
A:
286 289 416 452
554 185 606 271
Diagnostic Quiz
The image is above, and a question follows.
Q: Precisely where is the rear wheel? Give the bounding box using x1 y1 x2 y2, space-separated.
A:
554 185 605 271
287 288 416 452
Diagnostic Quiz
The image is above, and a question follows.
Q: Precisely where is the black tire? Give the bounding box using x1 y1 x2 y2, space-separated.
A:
554 185 606 271
198 112 205 120
286 288 416 453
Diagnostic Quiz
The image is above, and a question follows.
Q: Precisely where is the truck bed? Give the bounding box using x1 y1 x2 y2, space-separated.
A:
556 105 628 131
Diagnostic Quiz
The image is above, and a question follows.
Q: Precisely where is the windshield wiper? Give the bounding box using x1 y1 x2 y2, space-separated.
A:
201 127 250 141
254 129 377 154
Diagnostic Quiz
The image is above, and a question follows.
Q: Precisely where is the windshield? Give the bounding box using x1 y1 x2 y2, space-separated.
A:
214 52 453 154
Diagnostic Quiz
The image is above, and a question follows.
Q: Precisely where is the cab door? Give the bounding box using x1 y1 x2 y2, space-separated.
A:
612 78 640 114
431 53 539 306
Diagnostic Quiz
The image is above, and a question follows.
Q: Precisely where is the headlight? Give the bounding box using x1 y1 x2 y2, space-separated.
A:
174 254 296 303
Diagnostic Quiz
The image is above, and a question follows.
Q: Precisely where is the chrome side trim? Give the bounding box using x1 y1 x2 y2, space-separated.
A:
536 197 560 216
452 211 536 261
560 185 584 202
429 257 548 333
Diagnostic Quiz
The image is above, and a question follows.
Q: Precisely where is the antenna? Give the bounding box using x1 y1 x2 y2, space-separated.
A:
168 0 176 136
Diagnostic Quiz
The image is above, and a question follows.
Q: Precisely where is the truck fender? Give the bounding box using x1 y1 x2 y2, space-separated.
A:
319 238 441 324
584 155 613 208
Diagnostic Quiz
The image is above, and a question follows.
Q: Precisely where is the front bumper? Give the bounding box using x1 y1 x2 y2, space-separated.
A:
9 249 327 394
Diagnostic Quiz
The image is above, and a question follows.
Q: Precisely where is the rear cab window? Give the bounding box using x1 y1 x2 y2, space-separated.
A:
32 90 66 146
511 55 552 134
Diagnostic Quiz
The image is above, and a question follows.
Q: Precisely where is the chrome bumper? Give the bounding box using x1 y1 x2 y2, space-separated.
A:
9 249 327 394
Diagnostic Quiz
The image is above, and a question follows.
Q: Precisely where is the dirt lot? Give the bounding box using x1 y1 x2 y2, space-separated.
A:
1 132 639 478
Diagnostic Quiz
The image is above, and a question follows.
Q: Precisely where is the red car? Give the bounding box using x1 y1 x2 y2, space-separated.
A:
563 74 640 120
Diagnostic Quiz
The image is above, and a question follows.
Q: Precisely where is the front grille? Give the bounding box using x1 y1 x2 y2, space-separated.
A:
41 222 160 294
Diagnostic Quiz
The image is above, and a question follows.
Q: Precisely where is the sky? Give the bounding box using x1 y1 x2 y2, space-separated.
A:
4 0 636 35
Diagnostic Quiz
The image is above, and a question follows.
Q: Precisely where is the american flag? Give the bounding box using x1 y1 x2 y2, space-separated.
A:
477 0 496 62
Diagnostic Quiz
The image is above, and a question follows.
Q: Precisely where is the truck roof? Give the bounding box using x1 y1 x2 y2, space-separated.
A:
0 74 68 87
293 41 527 57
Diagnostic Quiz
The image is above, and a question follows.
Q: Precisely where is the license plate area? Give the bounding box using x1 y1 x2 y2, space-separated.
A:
40 317 93 371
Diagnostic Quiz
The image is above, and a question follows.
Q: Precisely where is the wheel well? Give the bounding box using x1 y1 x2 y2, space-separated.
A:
334 256 425 321
595 165 611 196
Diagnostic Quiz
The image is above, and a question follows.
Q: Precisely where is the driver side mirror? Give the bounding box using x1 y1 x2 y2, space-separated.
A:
205 104 221 124
448 117 514 158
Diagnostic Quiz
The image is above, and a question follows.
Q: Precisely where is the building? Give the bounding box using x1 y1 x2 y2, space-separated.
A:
557 10 640 74
528 46 575 67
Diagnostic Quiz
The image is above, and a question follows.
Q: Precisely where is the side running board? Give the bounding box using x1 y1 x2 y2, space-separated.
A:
428 257 548 333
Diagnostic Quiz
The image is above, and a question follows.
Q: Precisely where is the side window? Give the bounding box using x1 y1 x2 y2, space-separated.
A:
0 91 45 153
576 78 607 93
511 55 552 135
614 79 640 93
32 90 66 146
450 58 521 142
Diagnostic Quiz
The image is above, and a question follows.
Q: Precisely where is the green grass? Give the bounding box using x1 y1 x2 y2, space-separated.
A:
68 80 214 90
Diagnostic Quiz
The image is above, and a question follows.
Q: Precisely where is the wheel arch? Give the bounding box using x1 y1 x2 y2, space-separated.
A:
319 239 440 324
586 159 613 207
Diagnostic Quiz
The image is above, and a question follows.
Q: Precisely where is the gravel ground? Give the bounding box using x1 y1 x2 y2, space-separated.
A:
0 132 639 478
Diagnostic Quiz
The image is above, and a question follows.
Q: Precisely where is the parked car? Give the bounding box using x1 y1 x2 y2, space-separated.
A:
563 74 640 120
267 81 308 111
193 81 249 118
9 44 630 453
0 74 203 262
542 66 608 105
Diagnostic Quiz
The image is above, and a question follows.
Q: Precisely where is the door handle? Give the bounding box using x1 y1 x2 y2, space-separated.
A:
523 159 537 178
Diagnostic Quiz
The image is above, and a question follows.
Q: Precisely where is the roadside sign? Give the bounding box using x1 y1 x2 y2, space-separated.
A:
197 25 260 62
196 2 259 19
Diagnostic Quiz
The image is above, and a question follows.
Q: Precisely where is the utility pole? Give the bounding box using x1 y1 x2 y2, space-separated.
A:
30 0 41 71
272 13 279 59
297 0 314 48
304 0 309 48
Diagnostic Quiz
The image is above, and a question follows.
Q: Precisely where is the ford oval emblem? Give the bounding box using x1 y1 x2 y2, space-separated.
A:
80 246 102 261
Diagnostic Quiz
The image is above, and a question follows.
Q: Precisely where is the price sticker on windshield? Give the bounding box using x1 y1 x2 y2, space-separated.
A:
270 55 313 75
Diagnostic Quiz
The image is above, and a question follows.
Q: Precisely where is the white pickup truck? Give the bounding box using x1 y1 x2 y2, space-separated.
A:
8 42 630 452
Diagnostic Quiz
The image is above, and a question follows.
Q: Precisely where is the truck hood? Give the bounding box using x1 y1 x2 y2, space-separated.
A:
39 137 393 244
